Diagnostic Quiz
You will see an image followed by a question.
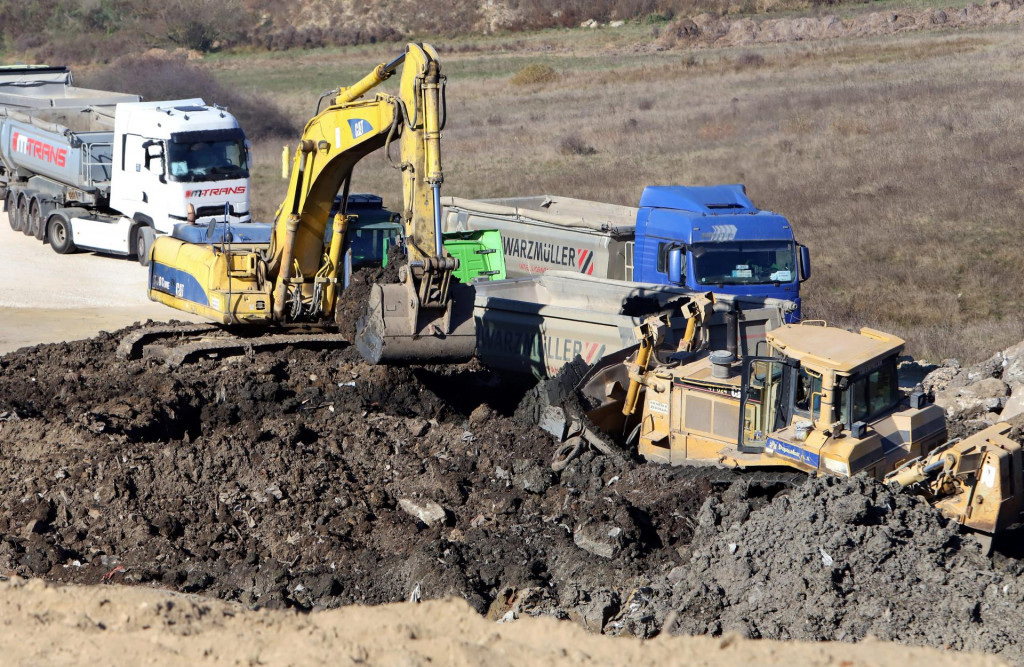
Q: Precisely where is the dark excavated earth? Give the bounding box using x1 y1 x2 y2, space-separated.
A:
4 327 1024 664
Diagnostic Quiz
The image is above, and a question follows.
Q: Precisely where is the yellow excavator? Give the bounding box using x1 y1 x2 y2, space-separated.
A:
145 43 475 363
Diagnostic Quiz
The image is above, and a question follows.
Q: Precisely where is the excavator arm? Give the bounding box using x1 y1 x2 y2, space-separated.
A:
147 43 474 363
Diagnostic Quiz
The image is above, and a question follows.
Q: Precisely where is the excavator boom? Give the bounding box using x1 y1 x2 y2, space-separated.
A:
145 43 474 364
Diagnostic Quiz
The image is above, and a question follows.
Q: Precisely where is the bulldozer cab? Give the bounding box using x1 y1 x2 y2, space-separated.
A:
739 355 830 452
741 354 836 448
735 324 922 473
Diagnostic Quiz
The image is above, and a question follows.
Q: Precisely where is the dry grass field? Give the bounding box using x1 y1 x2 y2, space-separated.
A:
205 22 1024 363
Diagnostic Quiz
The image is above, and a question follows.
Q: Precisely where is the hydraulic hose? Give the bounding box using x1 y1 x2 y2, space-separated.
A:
432 183 443 259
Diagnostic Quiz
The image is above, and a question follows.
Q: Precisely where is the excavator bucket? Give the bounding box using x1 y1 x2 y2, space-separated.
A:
355 274 477 364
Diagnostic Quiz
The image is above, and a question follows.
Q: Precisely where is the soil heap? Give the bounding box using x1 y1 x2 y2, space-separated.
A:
3 328 1024 663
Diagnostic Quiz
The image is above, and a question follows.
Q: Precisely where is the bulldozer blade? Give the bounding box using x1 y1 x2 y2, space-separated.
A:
355 280 476 364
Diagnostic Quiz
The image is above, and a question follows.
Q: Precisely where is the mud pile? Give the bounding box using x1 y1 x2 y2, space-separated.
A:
652 477 1024 662
3 329 1024 663
0 329 711 624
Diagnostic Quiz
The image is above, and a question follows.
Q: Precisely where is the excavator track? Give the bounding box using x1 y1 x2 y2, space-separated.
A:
117 323 349 369
117 324 221 360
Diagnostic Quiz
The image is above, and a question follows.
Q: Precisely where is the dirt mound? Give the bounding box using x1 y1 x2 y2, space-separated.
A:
3 328 1024 664
0 329 711 620
652 476 1024 661
656 2 1024 50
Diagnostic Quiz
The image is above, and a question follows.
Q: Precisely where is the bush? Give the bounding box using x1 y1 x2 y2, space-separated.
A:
154 0 251 52
510 64 559 86
78 56 298 139
735 51 766 68
558 134 598 156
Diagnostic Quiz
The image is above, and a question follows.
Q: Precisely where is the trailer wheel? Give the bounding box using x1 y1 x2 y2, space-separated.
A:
135 226 155 267
16 195 30 235
4 192 16 231
29 199 46 241
48 215 77 254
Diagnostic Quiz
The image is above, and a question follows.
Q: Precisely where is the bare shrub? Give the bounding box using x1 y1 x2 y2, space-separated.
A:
638 97 656 110
735 52 766 68
559 134 598 156
78 56 298 139
510 64 559 86
34 33 137 65
153 0 251 52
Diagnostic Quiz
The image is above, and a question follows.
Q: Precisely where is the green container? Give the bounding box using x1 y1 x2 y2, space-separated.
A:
442 229 507 283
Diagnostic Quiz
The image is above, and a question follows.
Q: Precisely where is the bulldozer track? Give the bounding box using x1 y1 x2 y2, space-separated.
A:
671 466 809 487
117 324 350 368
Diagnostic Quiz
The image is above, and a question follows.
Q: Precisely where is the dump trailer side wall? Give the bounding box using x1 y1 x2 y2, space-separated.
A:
0 114 113 192
442 196 635 281
474 272 791 378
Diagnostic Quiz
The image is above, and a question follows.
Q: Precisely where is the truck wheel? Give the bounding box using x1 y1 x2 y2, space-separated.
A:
16 195 30 235
29 200 46 241
136 226 155 267
48 215 77 254
4 192 16 231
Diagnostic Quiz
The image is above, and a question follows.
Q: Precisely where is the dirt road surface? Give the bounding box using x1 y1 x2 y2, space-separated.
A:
0 579 1009 667
0 211 201 354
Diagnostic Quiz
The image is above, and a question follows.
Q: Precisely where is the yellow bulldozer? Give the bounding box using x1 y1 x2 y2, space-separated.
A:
553 304 1023 548
143 43 474 363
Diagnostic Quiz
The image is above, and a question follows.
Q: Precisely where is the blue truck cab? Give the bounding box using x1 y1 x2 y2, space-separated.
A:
635 185 810 320
442 185 809 320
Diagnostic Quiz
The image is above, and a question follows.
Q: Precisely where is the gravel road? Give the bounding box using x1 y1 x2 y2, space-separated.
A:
0 211 201 354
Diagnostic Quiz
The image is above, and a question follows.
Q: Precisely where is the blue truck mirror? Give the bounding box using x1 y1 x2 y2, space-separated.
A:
799 245 811 281
668 247 683 284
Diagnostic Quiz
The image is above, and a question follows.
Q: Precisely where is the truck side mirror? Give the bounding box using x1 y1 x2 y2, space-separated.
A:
799 245 811 282
245 139 253 170
668 247 683 284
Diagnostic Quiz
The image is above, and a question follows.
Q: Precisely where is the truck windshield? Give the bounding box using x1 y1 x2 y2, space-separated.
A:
167 137 249 183
691 241 796 286
325 221 403 269
346 224 403 269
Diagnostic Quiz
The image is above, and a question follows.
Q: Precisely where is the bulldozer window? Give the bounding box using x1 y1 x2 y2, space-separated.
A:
793 366 822 419
836 357 899 426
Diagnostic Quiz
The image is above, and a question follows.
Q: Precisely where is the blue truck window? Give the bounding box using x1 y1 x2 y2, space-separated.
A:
691 241 796 286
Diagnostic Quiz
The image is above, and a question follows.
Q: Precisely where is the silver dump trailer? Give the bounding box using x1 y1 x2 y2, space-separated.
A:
474 271 792 379
1 65 252 264
0 65 138 212
443 195 636 281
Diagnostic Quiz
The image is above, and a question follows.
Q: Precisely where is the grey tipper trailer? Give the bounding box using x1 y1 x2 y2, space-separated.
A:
473 271 794 379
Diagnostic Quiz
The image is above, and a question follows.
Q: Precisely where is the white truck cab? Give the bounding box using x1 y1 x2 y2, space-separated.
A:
92 99 251 263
